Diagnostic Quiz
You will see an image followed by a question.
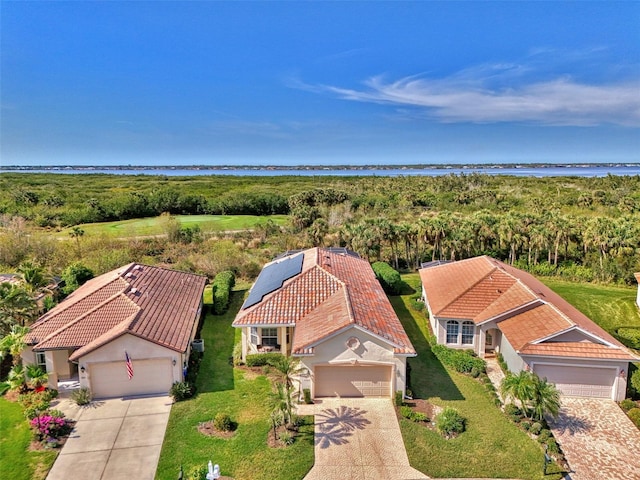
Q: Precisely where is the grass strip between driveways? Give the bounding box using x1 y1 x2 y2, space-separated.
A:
155 291 314 480
0 397 57 480
395 274 557 480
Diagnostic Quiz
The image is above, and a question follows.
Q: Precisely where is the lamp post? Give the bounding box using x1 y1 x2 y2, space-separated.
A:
543 446 551 475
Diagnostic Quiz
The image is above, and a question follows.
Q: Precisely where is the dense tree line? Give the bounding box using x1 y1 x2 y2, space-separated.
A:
0 173 639 284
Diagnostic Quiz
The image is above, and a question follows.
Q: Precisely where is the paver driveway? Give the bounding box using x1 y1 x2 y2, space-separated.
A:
47 395 172 480
548 397 640 480
298 398 429 480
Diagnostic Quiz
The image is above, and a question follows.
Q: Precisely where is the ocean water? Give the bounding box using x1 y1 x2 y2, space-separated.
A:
2 165 640 177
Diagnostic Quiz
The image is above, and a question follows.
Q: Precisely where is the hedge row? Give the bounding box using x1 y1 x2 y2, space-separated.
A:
212 270 235 315
246 352 284 367
431 344 486 375
371 261 402 295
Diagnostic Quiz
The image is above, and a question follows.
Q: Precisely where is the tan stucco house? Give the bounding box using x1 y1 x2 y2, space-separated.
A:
233 248 416 399
635 273 640 308
22 263 206 398
420 256 639 401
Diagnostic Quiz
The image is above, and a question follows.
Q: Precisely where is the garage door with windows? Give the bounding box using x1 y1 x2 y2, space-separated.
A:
314 365 392 398
89 358 174 398
533 364 615 399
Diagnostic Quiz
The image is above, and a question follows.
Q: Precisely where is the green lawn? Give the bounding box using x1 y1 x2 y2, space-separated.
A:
59 214 289 239
540 277 640 334
0 397 57 480
155 291 314 480
395 274 558 480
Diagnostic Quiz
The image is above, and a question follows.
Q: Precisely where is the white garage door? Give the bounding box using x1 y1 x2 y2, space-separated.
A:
314 365 392 398
533 364 615 399
89 358 174 398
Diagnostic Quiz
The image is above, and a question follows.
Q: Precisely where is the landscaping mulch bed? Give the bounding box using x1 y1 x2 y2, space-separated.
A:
197 421 236 439
267 425 299 448
403 398 441 420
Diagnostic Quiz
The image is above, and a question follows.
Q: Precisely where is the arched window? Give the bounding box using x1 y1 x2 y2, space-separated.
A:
446 321 459 344
462 321 475 345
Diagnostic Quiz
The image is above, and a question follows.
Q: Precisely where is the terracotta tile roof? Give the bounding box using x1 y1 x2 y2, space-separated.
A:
520 342 638 361
27 264 207 359
420 256 639 361
497 304 572 351
233 248 415 355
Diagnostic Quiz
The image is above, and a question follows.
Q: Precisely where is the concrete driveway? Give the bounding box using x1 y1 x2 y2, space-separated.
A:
47 395 172 480
297 398 429 480
547 397 640 480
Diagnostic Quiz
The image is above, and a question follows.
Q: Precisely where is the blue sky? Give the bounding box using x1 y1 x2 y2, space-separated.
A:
1 1 639 166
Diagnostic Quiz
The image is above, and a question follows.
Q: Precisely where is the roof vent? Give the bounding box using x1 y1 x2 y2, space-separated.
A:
134 265 143 271
125 272 133 278
130 287 138 294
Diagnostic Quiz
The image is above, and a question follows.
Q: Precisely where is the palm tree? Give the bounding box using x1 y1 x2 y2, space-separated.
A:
0 324 30 366
270 382 295 426
501 371 534 417
530 374 561 421
0 284 38 334
26 364 48 389
17 261 47 294
69 226 85 257
271 356 301 389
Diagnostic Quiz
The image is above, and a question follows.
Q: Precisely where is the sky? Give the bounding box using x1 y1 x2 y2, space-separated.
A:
1 1 639 166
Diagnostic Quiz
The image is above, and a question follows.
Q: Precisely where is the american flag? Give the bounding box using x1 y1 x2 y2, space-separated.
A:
125 351 134 379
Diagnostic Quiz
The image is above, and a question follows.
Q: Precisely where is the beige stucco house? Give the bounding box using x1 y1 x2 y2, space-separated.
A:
22 263 206 398
635 273 640 308
233 248 416 398
420 256 639 401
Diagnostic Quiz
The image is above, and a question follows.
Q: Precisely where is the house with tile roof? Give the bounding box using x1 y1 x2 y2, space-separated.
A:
420 256 639 401
22 263 207 398
233 247 416 398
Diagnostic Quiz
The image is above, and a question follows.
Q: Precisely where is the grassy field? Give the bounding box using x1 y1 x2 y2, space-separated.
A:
58 214 289 239
540 278 640 334
0 397 57 480
155 290 314 480
395 274 558 479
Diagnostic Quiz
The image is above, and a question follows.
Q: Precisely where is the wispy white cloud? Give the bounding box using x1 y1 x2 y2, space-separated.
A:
300 63 640 126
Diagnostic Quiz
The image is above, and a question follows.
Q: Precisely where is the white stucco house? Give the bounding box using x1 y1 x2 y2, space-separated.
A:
420 256 639 401
22 263 206 398
232 247 416 399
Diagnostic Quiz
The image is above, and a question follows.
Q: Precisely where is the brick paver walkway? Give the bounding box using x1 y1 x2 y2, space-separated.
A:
547 397 640 480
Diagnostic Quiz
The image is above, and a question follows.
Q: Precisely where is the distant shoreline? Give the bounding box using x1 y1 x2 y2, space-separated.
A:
3 162 640 172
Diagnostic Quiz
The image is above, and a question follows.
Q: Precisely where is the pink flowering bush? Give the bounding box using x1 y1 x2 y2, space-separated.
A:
30 413 72 442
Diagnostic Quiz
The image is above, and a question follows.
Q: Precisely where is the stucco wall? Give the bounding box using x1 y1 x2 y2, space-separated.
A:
77 334 183 390
499 335 526 373
549 330 597 343
297 327 408 397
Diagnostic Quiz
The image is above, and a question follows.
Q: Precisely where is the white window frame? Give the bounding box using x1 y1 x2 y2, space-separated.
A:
461 321 475 345
35 352 47 371
446 321 459 344
250 327 258 345
261 328 278 346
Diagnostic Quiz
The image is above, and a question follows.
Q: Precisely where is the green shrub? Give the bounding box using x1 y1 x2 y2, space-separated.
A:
246 352 284 367
232 342 243 366
616 327 640 349
537 429 551 443
504 403 522 417
303 388 312 404
628 408 640 428
470 366 481 378
411 412 428 422
212 270 235 315
371 262 402 295
169 381 194 402
279 430 294 445
436 406 466 438
546 438 560 455
395 390 404 407
431 344 486 375
409 299 424 311
520 420 532 431
71 387 92 406
620 399 637 412
19 391 51 419
530 422 542 435
399 406 414 419
631 368 640 396
213 412 234 432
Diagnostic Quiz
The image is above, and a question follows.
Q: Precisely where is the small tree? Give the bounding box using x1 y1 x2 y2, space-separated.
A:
25 364 48 389
0 325 30 366
501 371 534 417
69 227 85 257
0 283 38 333
61 262 94 295
270 382 295 427
271 356 301 389
530 375 561 421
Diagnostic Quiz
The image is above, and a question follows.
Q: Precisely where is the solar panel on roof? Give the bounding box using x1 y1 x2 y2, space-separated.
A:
242 253 304 309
